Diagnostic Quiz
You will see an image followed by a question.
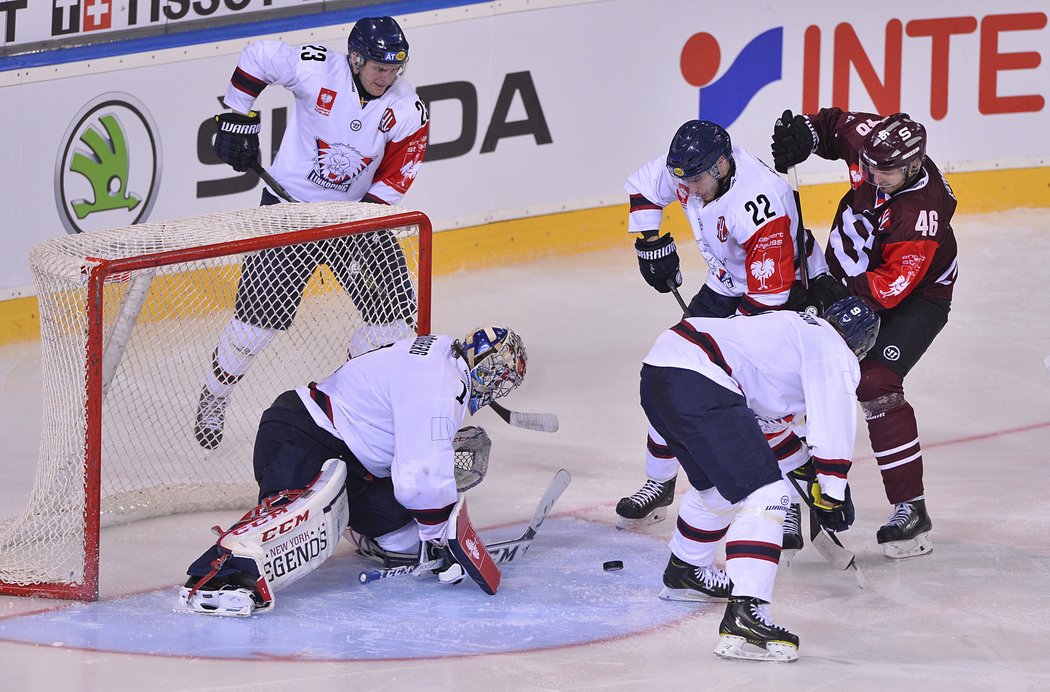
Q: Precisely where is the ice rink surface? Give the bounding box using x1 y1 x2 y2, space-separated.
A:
0 209 1048 690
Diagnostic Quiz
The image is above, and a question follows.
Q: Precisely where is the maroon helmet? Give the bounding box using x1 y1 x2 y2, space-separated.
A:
859 113 926 191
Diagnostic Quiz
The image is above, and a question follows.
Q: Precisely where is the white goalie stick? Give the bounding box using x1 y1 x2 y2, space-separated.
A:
358 468 572 584
787 474 866 589
489 401 559 433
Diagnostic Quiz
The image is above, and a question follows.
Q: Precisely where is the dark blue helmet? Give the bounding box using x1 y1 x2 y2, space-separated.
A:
347 16 409 65
666 120 733 180
823 296 880 359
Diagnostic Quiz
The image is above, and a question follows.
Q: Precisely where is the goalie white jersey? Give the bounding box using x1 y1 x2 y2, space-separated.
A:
643 312 859 499
294 335 470 541
224 40 429 204
626 147 828 313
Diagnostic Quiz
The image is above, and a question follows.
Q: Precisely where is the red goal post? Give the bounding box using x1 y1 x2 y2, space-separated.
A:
3 202 431 601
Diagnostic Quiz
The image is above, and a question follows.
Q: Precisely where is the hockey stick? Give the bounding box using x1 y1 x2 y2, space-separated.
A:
250 160 298 203
787 474 866 589
489 401 559 433
773 111 811 294
668 281 690 316
359 468 572 584
786 166 810 291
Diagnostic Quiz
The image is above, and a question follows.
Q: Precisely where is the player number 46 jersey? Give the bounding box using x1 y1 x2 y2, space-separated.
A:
224 40 429 205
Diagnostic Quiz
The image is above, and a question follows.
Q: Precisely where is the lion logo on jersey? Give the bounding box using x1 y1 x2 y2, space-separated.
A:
307 139 374 192
749 257 776 290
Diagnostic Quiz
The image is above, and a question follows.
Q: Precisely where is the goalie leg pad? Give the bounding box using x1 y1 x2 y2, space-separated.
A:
181 459 349 616
444 495 501 595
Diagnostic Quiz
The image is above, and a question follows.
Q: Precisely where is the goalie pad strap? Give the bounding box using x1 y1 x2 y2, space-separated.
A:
445 495 501 595
219 458 350 603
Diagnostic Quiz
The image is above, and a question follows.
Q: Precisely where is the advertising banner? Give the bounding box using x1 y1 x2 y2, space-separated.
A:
0 0 1046 294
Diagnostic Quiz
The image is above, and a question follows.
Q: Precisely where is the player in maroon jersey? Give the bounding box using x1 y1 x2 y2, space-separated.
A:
771 109 958 559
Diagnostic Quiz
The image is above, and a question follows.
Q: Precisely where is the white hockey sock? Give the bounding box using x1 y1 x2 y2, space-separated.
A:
373 521 421 554
724 479 790 603
644 425 679 482
205 318 278 397
669 486 735 567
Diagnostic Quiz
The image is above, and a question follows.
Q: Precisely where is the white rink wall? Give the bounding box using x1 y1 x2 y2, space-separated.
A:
0 0 1047 295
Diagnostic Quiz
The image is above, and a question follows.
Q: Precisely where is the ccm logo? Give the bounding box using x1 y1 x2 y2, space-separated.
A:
230 508 310 542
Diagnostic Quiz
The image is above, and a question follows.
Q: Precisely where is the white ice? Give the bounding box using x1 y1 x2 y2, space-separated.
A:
0 209 1048 690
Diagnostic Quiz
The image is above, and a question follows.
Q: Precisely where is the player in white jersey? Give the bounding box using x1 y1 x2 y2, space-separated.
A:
194 17 430 449
640 297 879 661
618 121 828 544
178 326 527 616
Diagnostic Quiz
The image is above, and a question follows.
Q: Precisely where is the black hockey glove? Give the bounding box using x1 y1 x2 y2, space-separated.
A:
811 484 855 533
771 109 816 174
790 461 855 533
787 273 849 316
635 234 682 294
214 111 261 172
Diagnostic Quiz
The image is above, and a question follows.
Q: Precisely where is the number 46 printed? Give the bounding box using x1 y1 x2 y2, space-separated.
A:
915 209 938 236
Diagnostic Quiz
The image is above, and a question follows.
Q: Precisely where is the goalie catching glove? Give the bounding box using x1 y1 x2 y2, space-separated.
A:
790 461 855 533
635 233 683 293
214 110 261 172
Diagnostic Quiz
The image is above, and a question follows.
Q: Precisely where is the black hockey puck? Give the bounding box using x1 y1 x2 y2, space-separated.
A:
602 560 624 572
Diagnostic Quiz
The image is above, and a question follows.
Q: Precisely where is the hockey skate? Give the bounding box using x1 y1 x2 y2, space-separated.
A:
352 533 421 568
714 597 799 662
616 477 676 529
877 499 932 559
781 503 803 565
193 387 229 449
659 554 732 602
176 574 268 618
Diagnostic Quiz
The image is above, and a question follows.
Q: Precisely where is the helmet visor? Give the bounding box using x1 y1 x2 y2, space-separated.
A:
859 154 908 192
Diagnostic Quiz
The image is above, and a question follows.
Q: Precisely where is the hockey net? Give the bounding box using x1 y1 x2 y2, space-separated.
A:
2 201 431 600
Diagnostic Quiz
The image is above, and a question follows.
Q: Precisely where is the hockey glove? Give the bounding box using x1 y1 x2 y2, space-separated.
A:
771 109 816 174
214 111 261 172
635 234 682 294
810 483 855 533
789 461 855 533
787 273 849 316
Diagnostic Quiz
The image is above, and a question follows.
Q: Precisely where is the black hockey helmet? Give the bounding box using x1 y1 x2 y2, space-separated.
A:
347 16 409 66
823 297 880 359
666 120 733 180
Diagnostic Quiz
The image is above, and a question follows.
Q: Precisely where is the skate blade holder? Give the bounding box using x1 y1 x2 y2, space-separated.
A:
615 506 670 531
713 635 798 663
882 532 932 559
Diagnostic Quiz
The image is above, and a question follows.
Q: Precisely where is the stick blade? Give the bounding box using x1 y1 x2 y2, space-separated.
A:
508 410 559 432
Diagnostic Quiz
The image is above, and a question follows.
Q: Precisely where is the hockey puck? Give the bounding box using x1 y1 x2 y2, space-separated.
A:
602 560 624 572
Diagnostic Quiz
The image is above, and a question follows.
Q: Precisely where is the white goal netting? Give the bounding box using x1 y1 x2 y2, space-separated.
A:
1 201 430 598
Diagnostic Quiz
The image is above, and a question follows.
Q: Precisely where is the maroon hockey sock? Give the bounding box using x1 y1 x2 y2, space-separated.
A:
866 401 925 503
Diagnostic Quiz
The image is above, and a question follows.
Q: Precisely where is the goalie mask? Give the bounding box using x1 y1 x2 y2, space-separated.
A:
458 326 527 414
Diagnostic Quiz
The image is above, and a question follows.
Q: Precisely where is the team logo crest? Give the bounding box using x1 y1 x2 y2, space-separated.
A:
717 216 728 242
849 164 863 189
749 257 776 290
379 108 397 133
307 139 374 192
315 88 337 115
